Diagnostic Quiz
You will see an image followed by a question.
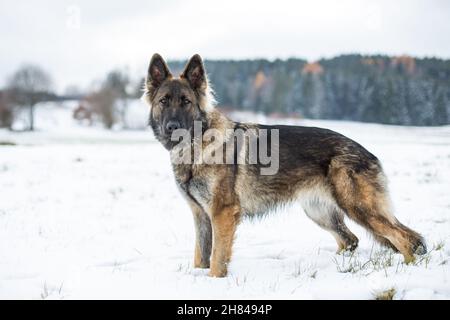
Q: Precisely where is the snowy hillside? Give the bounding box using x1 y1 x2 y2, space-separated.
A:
0 101 449 299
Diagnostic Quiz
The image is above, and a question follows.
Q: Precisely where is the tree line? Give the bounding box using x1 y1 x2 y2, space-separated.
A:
1 54 449 130
186 54 449 126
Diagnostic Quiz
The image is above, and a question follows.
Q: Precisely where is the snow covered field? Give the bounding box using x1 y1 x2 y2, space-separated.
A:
0 102 449 299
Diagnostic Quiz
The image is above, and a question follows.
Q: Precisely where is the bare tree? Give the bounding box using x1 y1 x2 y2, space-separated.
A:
103 69 130 128
0 90 14 129
8 65 52 131
85 88 117 129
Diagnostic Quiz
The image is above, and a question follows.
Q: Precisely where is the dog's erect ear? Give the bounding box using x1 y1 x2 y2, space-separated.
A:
181 54 207 91
147 53 171 89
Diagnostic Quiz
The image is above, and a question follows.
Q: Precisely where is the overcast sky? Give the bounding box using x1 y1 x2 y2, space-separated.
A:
1 0 450 92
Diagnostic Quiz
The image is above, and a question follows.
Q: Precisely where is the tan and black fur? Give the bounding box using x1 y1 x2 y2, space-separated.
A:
143 53 427 277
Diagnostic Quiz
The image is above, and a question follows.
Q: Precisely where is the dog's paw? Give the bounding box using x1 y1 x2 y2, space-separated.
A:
208 268 227 278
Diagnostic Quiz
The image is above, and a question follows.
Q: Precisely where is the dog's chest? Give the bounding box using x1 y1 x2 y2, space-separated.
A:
173 164 213 209
187 175 212 208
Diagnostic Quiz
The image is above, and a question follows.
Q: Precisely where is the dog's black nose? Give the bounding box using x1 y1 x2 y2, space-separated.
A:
165 120 181 134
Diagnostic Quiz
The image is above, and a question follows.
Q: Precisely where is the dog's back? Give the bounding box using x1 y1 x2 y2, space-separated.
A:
235 124 379 215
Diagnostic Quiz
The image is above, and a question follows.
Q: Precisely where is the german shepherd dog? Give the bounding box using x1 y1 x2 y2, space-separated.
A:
143 53 426 277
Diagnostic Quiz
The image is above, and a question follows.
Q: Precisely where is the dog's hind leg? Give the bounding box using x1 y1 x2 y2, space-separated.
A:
373 235 399 252
329 161 427 263
303 201 359 253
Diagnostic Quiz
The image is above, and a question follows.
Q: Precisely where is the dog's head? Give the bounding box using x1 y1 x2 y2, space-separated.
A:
144 54 213 150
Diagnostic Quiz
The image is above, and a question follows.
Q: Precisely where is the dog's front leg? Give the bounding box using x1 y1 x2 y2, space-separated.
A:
189 201 212 268
209 205 240 277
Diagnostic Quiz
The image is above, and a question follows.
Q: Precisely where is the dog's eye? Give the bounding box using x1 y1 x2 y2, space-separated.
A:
159 97 168 106
182 98 191 105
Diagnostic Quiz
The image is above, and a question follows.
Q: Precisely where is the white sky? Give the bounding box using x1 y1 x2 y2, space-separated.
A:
1 0 450 92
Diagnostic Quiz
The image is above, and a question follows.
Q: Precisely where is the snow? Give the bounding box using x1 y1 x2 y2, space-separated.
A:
0 102 449 299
